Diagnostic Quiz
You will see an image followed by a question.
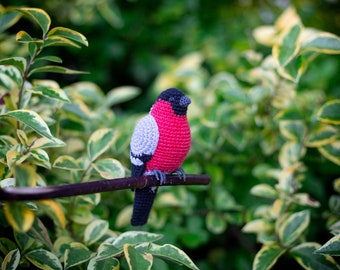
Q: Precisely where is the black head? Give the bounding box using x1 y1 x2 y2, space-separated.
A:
158 88 191 115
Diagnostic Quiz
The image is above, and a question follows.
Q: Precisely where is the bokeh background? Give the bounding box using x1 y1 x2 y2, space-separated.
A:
1 1 340 269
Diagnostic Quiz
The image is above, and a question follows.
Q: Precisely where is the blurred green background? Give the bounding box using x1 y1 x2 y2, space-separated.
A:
2 0 340 96
1 1 340 269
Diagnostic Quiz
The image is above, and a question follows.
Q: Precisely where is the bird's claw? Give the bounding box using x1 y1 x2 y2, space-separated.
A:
175 168 186 181
145 170 167 185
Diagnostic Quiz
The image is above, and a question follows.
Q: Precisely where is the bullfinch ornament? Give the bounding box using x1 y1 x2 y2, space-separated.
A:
130 88 191 226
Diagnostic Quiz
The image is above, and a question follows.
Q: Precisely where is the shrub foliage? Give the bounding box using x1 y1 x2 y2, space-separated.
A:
1 4 340 270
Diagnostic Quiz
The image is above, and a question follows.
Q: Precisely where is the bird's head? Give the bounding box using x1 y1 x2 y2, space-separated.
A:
157 88 191 116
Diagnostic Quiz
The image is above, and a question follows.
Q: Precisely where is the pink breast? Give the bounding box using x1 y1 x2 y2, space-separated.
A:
146 100 191 173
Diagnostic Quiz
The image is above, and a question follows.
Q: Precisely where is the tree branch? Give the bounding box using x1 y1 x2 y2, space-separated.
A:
0 174 210 201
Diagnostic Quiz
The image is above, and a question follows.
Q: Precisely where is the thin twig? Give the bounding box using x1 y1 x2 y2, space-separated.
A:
0 174 210 201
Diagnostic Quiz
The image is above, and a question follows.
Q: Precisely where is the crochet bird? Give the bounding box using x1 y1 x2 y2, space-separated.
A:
130 88 191 226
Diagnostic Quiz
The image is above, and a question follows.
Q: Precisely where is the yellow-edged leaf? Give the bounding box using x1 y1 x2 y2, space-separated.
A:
18 8 51 35
301 32 340 54
318 100 340 125
275 6 301 31
87 128 116 161
253 244 286 270
124 244 153 270
53 155 81 170
13 164 37 187
306 124 338 147
92 158 125 179
38 200 66 228
318 140 340 166
4 202 35 232
48 27 88 47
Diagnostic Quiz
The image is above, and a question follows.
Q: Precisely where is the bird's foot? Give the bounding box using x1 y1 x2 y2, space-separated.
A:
174 167 186 181
145 170 167 185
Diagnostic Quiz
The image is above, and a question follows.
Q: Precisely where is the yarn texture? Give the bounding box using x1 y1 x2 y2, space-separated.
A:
130 88 191 226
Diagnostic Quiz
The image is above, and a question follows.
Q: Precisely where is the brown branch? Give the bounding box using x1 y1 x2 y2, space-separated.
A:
0 174 210 201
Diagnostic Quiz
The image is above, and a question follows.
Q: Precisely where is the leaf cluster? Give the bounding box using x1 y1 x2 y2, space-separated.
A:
0 6 198 270
151 6 340 269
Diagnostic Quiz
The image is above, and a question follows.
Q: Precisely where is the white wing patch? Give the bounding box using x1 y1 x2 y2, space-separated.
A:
130 114 159 165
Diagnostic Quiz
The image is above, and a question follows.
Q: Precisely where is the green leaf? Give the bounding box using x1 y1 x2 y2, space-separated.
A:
250 184 278 199
28 65 87 77
278 210 310 247
334 178 340 194
87 128 116 162
306 124 338 147
0 57 26 76
124 244 153 270
206 212 227 234
4 202 34 233
13 231 34 252
0 238 17 255
64 242 93 269
273 23 302 67
84 219 109 246
277 54 308 83
28 85 71 103
6 146 30 169
318 140 340 166
112 231 162 250
64 82 104 104
30 137 66 149
70 205 93 224
44 35 82 48
301 32 340 54
88 257 120 270
0 9 22 32
316 234 340 256
26 249 62 270
242 219 273 234
137 243 199 270
62 102 91 123
25 219 52 249
53 155 81 170
279 120 306 142
38 200 66 229
14 164 37 187
3 110 56 141
79 194 101 206
290 242 338 269
92 158 125 179
105 86 141 107
213 187 239 211
30 148 51 169
35 55 62 63
96 243 122 260
18 8 51 35
318 99 340 125
253 244 285 270
2 248 20 270
28 42 38 57
0 65 22 89
48 27 88 47
278 141 305 169
16 30 35 42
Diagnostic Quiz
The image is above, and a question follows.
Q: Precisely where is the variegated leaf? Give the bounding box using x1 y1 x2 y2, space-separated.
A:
87 128 116 162
25 249 62 270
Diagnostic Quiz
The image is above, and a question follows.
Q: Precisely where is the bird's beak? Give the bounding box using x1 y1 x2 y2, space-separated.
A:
179 95 191 107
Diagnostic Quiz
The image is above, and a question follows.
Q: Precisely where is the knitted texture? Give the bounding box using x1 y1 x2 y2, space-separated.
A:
131 188 157 226
146 99 191 172
130 88 191 226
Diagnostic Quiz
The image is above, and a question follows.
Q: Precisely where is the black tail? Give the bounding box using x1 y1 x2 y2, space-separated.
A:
131 187 157 226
